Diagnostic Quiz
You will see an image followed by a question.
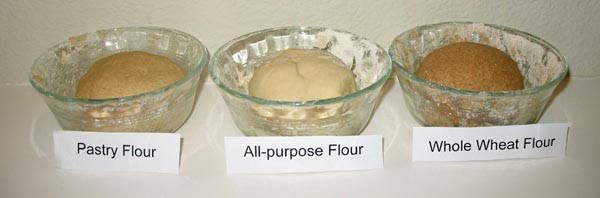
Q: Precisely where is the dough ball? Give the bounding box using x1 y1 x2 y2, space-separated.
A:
76 51 185 99
248 49 357 101
416 42 524 91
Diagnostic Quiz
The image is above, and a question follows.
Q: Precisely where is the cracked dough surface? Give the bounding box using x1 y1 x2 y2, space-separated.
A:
248 49 357 101
76 51 185 99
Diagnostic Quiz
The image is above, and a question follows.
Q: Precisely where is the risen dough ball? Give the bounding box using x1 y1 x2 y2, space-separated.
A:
76 51 185 99
248 49 357 101
416 42 524 91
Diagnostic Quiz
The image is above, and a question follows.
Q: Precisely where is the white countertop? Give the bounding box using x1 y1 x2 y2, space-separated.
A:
2 73 599 198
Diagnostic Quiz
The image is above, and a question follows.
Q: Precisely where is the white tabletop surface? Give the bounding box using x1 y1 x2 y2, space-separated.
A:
1 73 599 198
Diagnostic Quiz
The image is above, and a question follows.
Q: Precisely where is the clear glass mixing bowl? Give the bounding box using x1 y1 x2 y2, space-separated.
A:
29 26 208 132
209 27 391 136
389 22 568 127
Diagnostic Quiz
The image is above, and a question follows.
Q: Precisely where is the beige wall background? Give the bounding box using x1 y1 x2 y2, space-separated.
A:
1 0 598 85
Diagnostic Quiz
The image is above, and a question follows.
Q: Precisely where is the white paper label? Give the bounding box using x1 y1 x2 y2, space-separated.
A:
225 135 383 174
53 130 180 174
412 123 569 161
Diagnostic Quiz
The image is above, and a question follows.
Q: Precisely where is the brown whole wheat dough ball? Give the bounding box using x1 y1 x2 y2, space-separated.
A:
76 51 185 99
416 42 524 91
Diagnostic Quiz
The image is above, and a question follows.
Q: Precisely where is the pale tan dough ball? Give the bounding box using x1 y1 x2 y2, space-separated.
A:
248 49 357 101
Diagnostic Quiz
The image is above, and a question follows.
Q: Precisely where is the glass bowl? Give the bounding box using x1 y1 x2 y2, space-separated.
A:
209 27 391 136
29 26 208 132
389 22 568 127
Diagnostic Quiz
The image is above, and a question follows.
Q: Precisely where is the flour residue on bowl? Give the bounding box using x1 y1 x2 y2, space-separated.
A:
313 29 386 90
211 27 391 136
391 22 568 127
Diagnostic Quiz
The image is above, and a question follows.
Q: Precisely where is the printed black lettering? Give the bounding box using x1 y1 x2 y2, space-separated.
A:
110 147 118 159
123 145 131 156
428 141 444 152
77 142 85 154
524 137 556 149
476 139 519 151
477 139 491 150
315 147 323 156
95 145 102 155
122 145 156 157
244 146 254 157
289 148 298 160
266 148 275 160
429 140 471 152
328 144 364 156
328 144 337 156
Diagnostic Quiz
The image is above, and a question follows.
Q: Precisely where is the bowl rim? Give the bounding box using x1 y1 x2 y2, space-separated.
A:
29 26 209 104
389 21 569 97
208 26 392 106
